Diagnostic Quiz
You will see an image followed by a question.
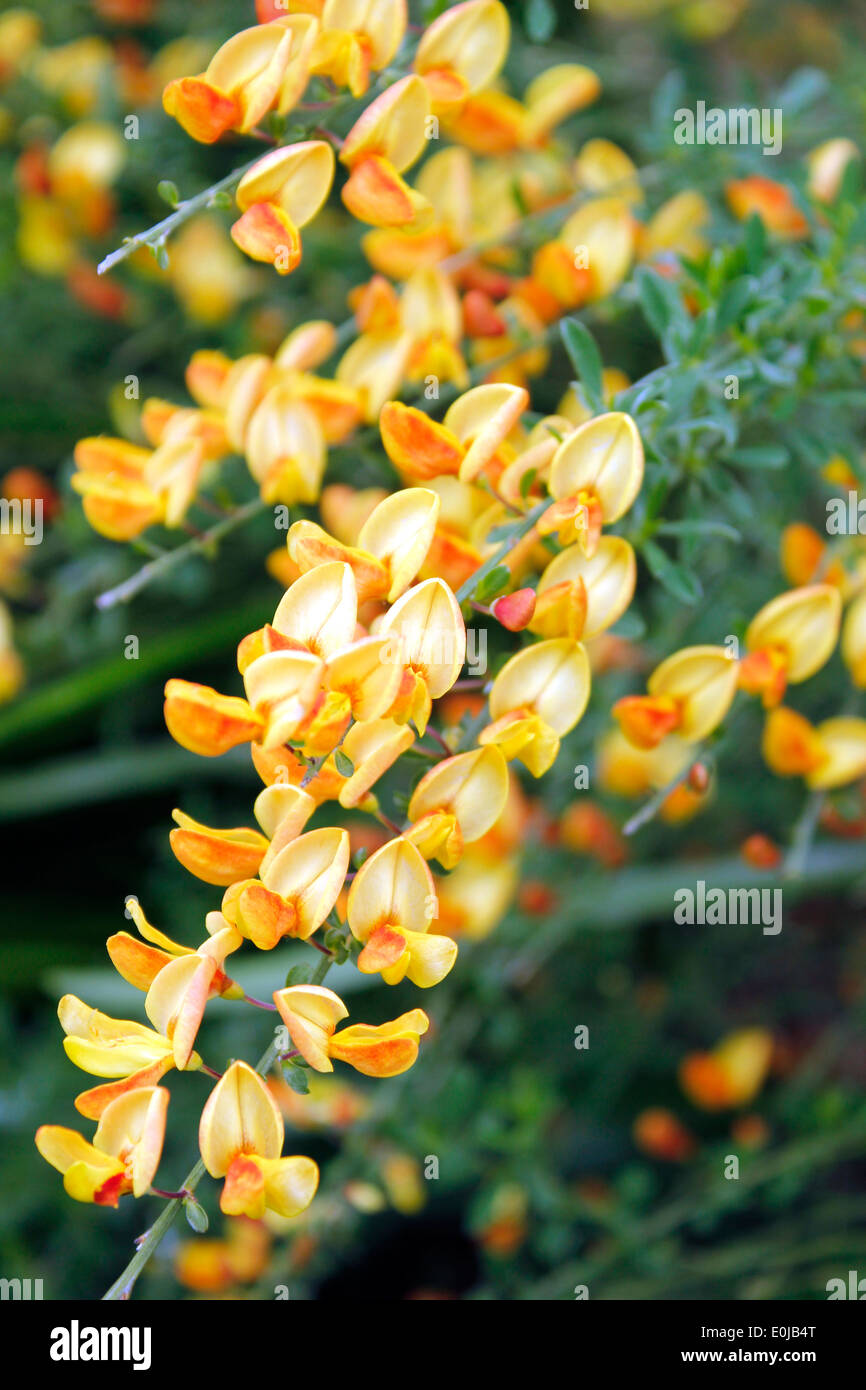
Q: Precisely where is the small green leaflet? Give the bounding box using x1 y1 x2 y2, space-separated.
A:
560 318 604 414
475 564 511 603
334 749 354 777
641 539 702 604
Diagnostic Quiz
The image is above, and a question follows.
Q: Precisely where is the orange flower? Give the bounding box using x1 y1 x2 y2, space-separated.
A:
273 985 430 1077
36 1087 169 1205
199 1061 319 1218
347 836 457 987
614 646 738 750
680 1029 773 1110
164 679 264 757
339 76 432 228
726 175 809 238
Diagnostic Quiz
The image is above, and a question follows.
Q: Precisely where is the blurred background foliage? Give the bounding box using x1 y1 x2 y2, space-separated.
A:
2 0 866 1300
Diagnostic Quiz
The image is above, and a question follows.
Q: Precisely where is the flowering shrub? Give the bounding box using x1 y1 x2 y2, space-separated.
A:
3 0 866 1302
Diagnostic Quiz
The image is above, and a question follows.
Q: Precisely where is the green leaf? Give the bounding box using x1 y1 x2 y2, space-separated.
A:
524 0 556 42
282 1062 310 1095
610 610 646 640
743 213 767 273
519 467 538 500
641 540 702 604
183 1196 209 1233
656 519 741 542
285 963 316 987
475 564 511 603
156 180 179 208
561 319 604 413
209 190 234 210
334 749 354 777
634 267 690 351
715 277 754 333
726 444 789 469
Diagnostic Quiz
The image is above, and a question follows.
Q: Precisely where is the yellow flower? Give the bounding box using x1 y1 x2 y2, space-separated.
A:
405 745 510 868
544 412 644 556
58 994 199 1120
199 1061 319 1218
377 577 466 734
308 0 407 97
413 0 509 112
144 919 243 1070
340 75 432 228
36 1087 169 1205
231 141 335 276
287 487 441 602
347 836 458 987
222 826 350 949
614 646 738 750
532 536 636 641
762 707 866 789
842 590 866 687
740 585 842 707
680 1030 773 1110
273 985 430 1077
480 638 591 776
806 138 859 203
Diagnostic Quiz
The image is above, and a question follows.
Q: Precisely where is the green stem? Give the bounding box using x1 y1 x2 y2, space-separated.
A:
95 497 268 610
455 498 549 605
103 1032 285 1301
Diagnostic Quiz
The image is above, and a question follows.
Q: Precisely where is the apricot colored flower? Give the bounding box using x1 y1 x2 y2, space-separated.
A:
347 836 457 986
381 382 527 486
480 638 591 776
108 899 244 1004
71 433 204 541
232 141 335 275
163 17 316 143
164 678 264 757
413 0 509 112
614 646 738 750
726 175 809 239
544 412 644 556
340 75 432 228
36 1086 169 1205
762 707 866 789
405 745 509 869
680 1029 773 1110
222 826 350 948
58 994 199 1120
287 487 440 602
199 1061 319 1218
273 985 429 1077
739 585 841 707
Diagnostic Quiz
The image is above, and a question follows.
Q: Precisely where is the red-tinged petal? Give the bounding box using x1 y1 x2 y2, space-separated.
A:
613 694 681 750
164 679 264 757
492 588 536 631
357 923 408 973
163 76 240 144
231 203 301 273
342 155 429 229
